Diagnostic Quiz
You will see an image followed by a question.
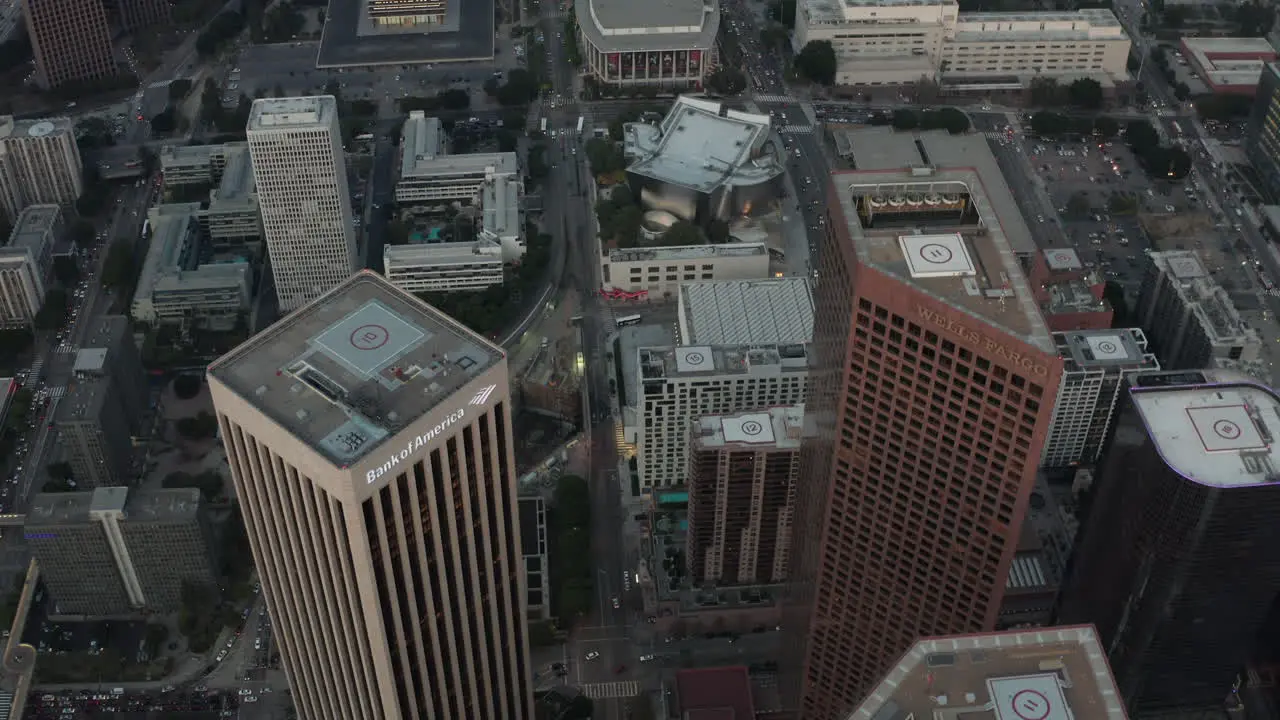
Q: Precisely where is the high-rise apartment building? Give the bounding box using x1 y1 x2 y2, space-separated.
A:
687 405 802 587
74 314 148 428
1134 250 1261 371
207 271 532 720
246 96 357 312
55 376 135 488
632 343 809 488
0 115 83 221
20 0 116 89
0 204 60 327
843 625 1128 720
1057 369 1280 714
24 487 219 616
1248 62 1280 199
789 131 1063 720
108 0 171 30
1042 328 1159 468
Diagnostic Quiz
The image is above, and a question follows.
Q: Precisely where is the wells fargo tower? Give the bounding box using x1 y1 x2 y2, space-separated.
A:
208 271 533 720
788 129 1063 719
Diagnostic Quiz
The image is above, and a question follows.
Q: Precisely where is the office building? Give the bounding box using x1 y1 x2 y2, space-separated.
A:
74 314 148 430
0 115 83 221
0 204 59 327
1042 329 1159 468
788 127 1063 719
112 0 170 30
367 0 446 27
518 496 551 620
160 143 241 188
574 0 718 89
633 343 809 488
56 376 134 488
1134 251 1261 371
20 0 115 89
383 241 505 294
207 271 533 720
24 487 219 616
603 243 770 297
688 406 802 587
130 204 253 330
395 112 518 207
246 96 357 312
0 0 24 45
477 167 524 256
794 0 1130 88
677 277 813 346
1249 63 1280 198
674 667 758 719
623 96 783 224
1057 370 1280 713
842 625 1127 720
1027 248 1114 332
159 143 262 254
1180 37 1276 96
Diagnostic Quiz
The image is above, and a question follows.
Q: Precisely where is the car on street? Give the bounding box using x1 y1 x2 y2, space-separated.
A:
585 651 600 660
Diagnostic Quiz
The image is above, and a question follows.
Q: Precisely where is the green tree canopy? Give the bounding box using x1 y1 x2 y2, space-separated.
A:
795 41 837 86
1068 78 1103 109
661 220 703 246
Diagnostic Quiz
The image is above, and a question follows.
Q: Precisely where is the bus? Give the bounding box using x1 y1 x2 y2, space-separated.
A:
540 117 548 133
1171 120 1183 136
576 116 584 134
141 218 150 239
616 314 642 327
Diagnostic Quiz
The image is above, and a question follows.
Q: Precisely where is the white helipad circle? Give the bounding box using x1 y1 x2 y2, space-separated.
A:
1011 689 1051 720
1213 420 1242 440
918 244 954 264
741 421 764 436
349 324 390 351
685 352 706 365
1097 341 1118 354
27 121 55 137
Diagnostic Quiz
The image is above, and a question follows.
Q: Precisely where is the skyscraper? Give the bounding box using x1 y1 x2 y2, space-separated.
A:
1248 62 1280 199
19 0 115 89
1057 369 1280 714
246 96 357 312
0 115 84 221
788 131 1063 720
207 271 532 720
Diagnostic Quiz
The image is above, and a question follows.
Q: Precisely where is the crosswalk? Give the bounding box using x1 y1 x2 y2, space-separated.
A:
27 356 43 380
754 94 797 104
779 125 814 135
45 386 65 400
581 681 639 699
54 345 77 355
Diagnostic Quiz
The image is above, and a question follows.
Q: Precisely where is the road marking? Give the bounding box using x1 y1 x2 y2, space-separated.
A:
755 94 797 104
779 125 813 135
581 681 639 699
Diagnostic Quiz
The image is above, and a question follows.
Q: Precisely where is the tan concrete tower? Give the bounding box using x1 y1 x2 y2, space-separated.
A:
207 270 533 720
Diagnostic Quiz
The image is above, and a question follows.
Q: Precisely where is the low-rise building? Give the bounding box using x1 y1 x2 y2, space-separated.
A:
1180 37 1277 95
55 377 135 488
159 143 239 188
1028 248 1113 331
382 241 505 294
602 243 770 297
794 0 1131 89
0 204 59 327
478 168 525 258
676 277 813 345
130 204 252 330
395 111 518 207
159 143 261 254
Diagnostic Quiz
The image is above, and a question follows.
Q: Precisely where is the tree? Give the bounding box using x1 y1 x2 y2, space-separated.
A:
1065 192 1092 219
1174 82 1190 102
175 411 219 441
173 374 202 400
1094 115 1120 139
497 68 538 106
554 475 590 528
1030 78 1065 106
661 220 703 246
707 219 731 244
168 78 193 102
585 137 624 175
163 468 223 499
1123 120 1160 154
891 109 919 130
706 67 746 96
1068 78 1103 109
69 219 96 248
795 41 837 86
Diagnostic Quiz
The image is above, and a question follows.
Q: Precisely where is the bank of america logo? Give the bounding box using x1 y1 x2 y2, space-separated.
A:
469 384 497 406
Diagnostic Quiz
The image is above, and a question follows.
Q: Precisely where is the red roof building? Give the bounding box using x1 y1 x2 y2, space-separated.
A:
1180 37 1278 96
675 666 757 719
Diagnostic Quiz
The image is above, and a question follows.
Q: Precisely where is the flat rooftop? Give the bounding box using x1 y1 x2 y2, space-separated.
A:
1055 329 1158 371
843 625 1127 720
208 271 504 467
402 151 518 180
247 96 338 131
1130 370 1280 489
1181 37 1276 88
56 378 110 424
608 242 767 263
124 488 202 523
1150 251 1259 348
639 343 809 381
675 666 757 720
693 405 804 450
6 205 59 254
678 277 814 346
578 0 719 52
0 114 73 140
830 130 1051 353
26 487 130 526
625 96 781 193
318 0 494 67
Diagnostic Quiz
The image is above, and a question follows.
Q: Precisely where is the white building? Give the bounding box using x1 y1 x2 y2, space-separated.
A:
478 168 525 258
0 204 60 327
1134 251 1263 372
794 0 1131 88
573 0 719 89
1043 329 1160 469
630 344 810 488
0 115 83 222
246 96 356 312
383 242 505 294
130 204 252 329
396 111 518 207
159 142 262 253
602 242 770 296
677 277 813 345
